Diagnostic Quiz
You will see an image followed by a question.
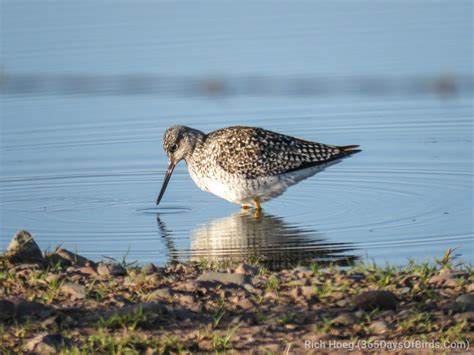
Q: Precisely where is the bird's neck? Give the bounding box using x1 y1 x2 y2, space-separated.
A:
183 128 206 162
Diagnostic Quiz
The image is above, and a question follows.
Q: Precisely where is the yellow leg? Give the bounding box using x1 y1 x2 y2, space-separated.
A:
252 198 262 211
253 209 262 219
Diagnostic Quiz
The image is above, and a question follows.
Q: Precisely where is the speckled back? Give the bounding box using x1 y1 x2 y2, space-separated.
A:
200 126 354 179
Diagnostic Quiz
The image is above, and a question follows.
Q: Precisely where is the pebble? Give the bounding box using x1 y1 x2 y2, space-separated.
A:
237 298 257 310
147 287 174 301
399 286 411 295
97 263 126 277
52 248 96 267
177 293 196 304
454 311 474 322
61 283 87 300
6 230 45 264
77 266 98 276
369 320 389 335
235 263 259 276
25 333 73 353
264 291 279 300
353 290 398 311
330 291 345 300
427 269 465 286
331 312 357 326
197 271 250 286
455 294 474 311
336 298 350 307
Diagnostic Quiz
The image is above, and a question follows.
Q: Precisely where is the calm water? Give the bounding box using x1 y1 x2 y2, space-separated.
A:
1 2 473 267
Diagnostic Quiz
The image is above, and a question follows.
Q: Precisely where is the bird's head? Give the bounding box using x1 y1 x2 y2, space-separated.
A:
157 125 204 205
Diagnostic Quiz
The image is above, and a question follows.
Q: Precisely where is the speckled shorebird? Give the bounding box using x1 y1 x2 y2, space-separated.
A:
156 126 360 210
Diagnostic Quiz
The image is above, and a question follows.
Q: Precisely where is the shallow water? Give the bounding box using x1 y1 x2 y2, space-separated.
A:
1 2 473 267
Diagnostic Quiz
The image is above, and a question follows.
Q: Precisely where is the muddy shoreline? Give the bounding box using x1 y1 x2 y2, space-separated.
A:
1 230 473 353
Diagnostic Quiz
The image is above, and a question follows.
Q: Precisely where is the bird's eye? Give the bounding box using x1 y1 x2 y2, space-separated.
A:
169 144 178 153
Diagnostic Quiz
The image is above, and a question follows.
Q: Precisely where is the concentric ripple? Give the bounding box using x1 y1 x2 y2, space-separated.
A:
1 93 473 266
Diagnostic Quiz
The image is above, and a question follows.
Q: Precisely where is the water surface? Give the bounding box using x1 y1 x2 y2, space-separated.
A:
1 1 473 267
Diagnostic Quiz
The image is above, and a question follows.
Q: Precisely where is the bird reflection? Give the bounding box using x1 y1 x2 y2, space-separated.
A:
157 210 357 270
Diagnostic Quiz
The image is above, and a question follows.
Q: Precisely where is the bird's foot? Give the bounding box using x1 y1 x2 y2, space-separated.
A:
240 204 251 209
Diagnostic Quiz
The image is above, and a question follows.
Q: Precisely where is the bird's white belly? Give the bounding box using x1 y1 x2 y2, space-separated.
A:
188 166 250 204
187 161 338 205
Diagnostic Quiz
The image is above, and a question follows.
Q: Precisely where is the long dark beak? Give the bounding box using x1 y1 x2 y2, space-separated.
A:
156 161 176 205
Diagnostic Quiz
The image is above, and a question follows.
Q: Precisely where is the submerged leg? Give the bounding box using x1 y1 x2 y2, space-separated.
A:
253 209 262 219
252 198 262 211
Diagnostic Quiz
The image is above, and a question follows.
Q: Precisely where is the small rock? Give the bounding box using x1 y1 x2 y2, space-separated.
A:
61 283 87 300
6 230 45 264
177 293 196 304
353 290 398 311
25 333 73 353
444 278 459 288
51 248 96 267
369 320 389 335
97 263 126 277
235 263 258 276
427 269 464 286
399 287 411 295
147 287 173 301
142 263 157 275
330 291 345 301
243 283 256 293
454 311 474 322
264 291 278 300
331 312 357 326
336 298 350 307
0 299 15 321
197 271 250 286
455 294 474 311
10 297 54 319
467 283 474 293
46 253 72 267
77 266 98 276
70 275 82 283
237 298 257 310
